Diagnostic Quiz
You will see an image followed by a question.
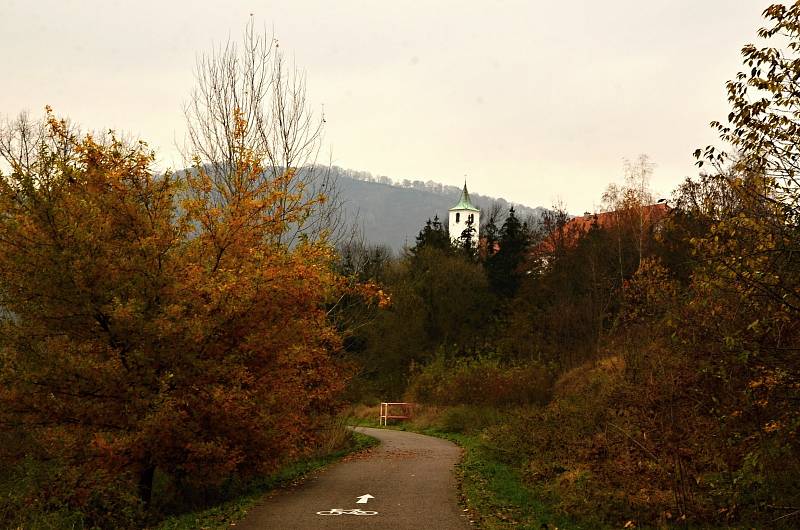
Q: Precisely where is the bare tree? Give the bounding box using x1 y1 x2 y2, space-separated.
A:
0 110 76 182
602 154 656 279
184 20 344 246
624 154 656 267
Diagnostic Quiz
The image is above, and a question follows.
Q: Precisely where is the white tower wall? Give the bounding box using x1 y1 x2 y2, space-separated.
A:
449 209 480 244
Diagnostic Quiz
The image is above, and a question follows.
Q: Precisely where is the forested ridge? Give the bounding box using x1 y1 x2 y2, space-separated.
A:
328 166 545 252
1 4 799 530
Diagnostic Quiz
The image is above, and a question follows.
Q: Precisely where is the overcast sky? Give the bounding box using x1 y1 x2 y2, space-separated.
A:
0 0 769 213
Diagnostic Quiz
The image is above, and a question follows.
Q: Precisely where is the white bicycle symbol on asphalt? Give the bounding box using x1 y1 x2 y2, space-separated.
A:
316 508 378 516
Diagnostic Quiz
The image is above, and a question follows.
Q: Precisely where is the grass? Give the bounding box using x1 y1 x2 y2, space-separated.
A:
152 431 379 530
417 428 585 530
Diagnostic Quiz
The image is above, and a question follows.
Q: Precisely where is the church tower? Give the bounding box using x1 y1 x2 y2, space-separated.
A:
449 182 480 244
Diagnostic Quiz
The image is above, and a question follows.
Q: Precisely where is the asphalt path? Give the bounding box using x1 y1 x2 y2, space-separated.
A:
236 426 472 529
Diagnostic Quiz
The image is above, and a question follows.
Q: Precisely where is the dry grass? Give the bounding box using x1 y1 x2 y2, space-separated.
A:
552 354 624 399
313 415 355 457
343 402 450 430
343 402 380 425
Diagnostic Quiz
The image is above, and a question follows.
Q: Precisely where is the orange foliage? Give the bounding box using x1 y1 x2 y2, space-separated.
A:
0 109 352 522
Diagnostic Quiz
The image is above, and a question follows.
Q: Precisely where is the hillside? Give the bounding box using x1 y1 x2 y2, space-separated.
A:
329 166 546 251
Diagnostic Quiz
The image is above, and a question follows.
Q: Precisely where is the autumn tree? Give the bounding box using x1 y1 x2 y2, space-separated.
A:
655 172 741 283
683 2 800 517
0 110 350 527
695 3 800 315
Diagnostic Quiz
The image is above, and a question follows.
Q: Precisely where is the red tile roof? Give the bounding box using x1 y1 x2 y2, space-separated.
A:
535 203 669 256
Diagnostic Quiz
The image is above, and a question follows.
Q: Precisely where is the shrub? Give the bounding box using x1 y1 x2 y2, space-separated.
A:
0 455 144 530
405 356 552 407
439 405 505 435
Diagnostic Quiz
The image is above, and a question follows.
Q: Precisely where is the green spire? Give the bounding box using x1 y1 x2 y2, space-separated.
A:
449 181 480 212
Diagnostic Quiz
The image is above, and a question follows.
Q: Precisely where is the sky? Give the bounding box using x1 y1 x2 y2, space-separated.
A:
0 0 770 214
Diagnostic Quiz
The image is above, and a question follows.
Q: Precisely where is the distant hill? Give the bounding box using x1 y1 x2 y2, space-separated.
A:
329 166 546 252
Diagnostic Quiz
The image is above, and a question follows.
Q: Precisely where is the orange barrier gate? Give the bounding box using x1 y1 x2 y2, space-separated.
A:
379 402 415 426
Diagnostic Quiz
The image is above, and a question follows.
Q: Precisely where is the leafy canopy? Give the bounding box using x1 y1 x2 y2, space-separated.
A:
0 109 350 525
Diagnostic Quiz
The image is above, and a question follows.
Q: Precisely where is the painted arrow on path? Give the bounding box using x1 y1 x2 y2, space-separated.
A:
236 428 468 529
356 494 374 504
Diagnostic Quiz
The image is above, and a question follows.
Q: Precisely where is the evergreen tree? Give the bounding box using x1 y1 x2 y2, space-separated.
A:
411 214 451 254
486 206 530 297
481 205 501 259
414 218 434 249
458 215 477 259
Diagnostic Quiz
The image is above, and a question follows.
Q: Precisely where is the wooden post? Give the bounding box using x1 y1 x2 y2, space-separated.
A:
379 402 414 425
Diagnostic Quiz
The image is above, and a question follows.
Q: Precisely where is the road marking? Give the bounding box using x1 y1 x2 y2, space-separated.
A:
356 494 375 504
316 508 378 516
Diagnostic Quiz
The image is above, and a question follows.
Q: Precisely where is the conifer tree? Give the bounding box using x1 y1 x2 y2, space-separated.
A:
411 214 451 254
486 206 529 297
458 215 477 259
481 204 502 259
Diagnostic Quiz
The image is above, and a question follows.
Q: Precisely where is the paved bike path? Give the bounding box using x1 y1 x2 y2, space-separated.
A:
236 426 471 529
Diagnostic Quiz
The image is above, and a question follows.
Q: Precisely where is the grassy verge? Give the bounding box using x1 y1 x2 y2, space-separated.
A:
153 431 379 530
420 428 585 530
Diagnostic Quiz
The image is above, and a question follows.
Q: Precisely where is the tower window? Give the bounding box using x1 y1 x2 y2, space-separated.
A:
455 212 460 223
468 214 474 223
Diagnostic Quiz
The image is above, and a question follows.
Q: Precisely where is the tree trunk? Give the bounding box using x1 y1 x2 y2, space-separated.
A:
138 464 156 507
